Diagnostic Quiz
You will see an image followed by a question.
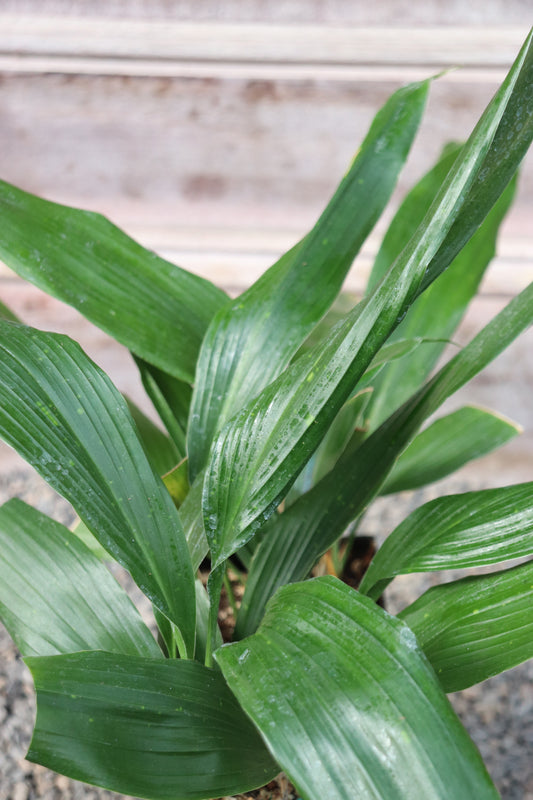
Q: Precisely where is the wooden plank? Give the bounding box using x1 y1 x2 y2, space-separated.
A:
0 17 529 79
1 0 531 27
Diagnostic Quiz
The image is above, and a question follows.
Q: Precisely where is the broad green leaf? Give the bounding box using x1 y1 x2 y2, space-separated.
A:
217 577 498 800
126 397 180 476
367 156 517 429
236 282 533 638
188 80 430 479
400 559 533 692
203 34 533 569
27 651 278 800
360 481 533 600
135 357 192 459
0 321 196 657
0 499 160 658
381 405 520 494
0 180 228 382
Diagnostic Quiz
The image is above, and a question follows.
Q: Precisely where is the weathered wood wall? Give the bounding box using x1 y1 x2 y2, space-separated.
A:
0 5 531 478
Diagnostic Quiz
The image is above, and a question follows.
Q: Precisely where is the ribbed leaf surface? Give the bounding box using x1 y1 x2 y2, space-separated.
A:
27 652 278 800
0 499 160 658
366 168 517 429
188 80 430 478
0 180 228 382
401 560 533 691
217 577 498 800
236 283 533 637
360 481 533 600
382 405 520 494
0 321 196 656
202 32 533 568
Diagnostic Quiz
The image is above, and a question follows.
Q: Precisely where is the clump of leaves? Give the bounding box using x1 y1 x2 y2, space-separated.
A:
0 29 532 800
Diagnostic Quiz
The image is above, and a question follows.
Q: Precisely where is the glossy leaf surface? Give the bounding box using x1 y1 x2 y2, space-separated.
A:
382 405 520 494
236 283 533 637
401 560 533 692
0 499 160 658
203 31 533 568
366 151 517 429
0 321 196 656
360 481 533 600
218 577 498 800
0 180 228 382
188 80 430 478
27 651 278 800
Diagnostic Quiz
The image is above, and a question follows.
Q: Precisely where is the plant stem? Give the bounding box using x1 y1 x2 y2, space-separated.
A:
205 561 225 668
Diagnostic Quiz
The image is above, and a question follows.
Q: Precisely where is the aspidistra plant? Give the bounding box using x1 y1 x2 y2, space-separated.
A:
0 28 532 800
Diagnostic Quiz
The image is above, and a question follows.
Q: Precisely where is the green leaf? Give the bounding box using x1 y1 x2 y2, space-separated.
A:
70 517 111 561
163 459 190 508
366 143 462 292
0 180 228 382
0 321 196 657
400 559 533 692
0 499 160 658
419 30 533 294
188 80 430 479
126 397 180 476
236 282 533 638
26 651 278 800
287 388 372 503
381 405 520 494
360 481 533 600
193 579 223 664
217 577 498 800
203 33 533 569
135 357 192 459
367 155 517 430
179 471 209 572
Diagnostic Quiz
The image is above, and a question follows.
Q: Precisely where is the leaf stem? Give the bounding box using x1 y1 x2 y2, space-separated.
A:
205 562 225 668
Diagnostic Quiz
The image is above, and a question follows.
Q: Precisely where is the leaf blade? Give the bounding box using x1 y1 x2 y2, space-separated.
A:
0 181 228 382
236 282 533 637
0 321 196 655
203 33 533 567
0 499 160 659
360 481 533 600
188 79 430 478
27 651 278 800
400 560 533 692
381 405 520 494
217 577 498 800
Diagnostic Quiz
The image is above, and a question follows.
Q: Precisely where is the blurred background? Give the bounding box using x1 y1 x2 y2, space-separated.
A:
0 4 532 799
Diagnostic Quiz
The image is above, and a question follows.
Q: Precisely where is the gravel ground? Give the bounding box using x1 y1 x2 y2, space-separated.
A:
1 470 532 800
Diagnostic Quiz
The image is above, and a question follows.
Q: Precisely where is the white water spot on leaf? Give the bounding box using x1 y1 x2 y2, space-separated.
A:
238 648 250 665
398 624 419 653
